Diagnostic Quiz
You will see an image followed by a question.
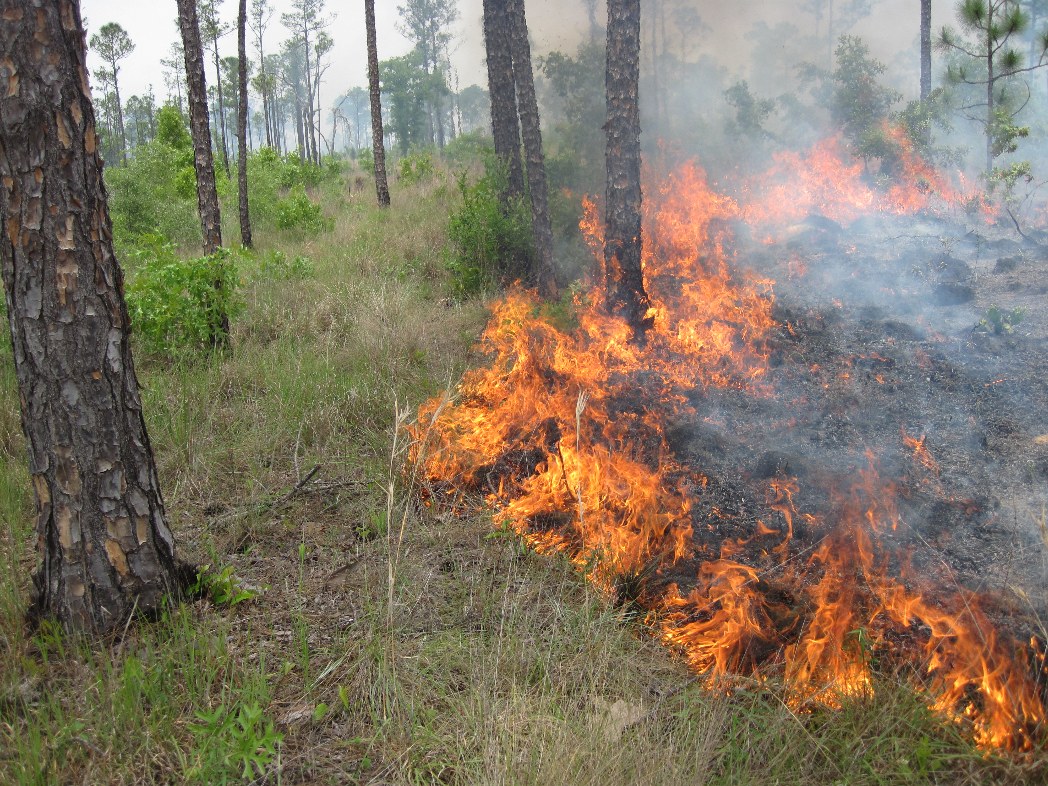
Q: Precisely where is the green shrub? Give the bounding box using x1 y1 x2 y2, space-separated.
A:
358 146 374 175
398 150 435 185
446 167 533 298
442 130 493 169
124 240 243 354
276 187 328 232
257 250 315 280
106 140 197 254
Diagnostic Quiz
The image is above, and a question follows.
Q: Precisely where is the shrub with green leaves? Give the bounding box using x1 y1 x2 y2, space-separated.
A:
257 250 316 280
106 122 198 253
276 187 329 232
446 167 533 298
398 150 435 185
124 240 243 354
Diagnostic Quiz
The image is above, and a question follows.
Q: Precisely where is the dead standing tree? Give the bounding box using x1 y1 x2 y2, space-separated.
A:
604 0 651 338
0 0 184 632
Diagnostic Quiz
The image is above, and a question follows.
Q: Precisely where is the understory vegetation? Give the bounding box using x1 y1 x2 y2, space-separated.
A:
0 136 1044 784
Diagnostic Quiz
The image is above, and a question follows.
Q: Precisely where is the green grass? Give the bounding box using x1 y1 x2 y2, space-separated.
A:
0 166 1044 784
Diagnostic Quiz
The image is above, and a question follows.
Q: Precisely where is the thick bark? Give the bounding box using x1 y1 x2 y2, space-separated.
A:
0 0 183 633
365 0 390 208
482 0 524 200
920 0 931 102
604 0 650 337
507 0 557 298
177 0 223 255
238 0 253 248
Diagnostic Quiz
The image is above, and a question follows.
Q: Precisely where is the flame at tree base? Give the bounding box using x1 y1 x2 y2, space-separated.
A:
411 147 1048 751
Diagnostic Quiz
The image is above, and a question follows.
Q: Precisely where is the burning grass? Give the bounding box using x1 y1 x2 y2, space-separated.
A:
412 140 1048 752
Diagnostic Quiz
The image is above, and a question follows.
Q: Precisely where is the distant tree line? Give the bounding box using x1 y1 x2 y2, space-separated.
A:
88 0 489 168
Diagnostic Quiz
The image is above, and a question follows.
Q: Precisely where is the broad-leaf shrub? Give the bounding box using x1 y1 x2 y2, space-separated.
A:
276 187 328 231
257 250 315 280
124 239 243 354
446 167 532 297
398 151 435 185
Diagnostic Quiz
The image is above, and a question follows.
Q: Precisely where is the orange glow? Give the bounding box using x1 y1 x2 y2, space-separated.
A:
411 146 1045 750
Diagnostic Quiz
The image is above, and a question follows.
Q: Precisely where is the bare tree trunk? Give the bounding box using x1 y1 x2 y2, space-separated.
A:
605 0 650 338
920 0 931 102
0 0 184 633
238 0 253 248
178 0 229 347
294 94 306 162
113 72 127 164
366 0 390 207
177 0 223 255
482 0 524 200
507 0 557 298
211 44 231 177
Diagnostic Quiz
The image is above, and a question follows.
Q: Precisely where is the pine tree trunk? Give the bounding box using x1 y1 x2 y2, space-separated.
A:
483 0 524 201
237 0 253 248
113 69 127 164
0 0 184 633
366 0 391 208
604 0 650 337
507 0 557 298
211 42 231 177
920 0 931 103
294 94 306 162
177 0 223 255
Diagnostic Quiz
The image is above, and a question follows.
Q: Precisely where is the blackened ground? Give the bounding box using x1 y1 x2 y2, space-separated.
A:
665 209 1048 639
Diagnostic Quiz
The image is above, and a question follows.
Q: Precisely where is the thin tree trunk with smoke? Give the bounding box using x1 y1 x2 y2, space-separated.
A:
482 0 524 201
920 0 931 103
604 0 650 338
507 0 557 298
365 0 390 207
237 0 253 248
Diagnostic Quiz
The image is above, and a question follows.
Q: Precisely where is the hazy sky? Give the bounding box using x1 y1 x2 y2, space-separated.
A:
79 1 953 110
79 0 591 104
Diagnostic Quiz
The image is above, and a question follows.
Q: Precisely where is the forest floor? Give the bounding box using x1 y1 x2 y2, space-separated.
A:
1 170 1047 785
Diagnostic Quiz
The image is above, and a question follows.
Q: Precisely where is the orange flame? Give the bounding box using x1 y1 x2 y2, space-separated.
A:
412 145 1045 749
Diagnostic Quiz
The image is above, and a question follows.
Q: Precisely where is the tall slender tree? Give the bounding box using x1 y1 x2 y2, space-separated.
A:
177 0 223 256
366 0 391 207
921 0 932 101
89 22 134 164
604 0 649 338
238 0 253 248
507 0 556 297
1 0 184 633
249 0 274 148
397 0 458 148
482 0 524 200
939 0 1048 175
200 0 232 176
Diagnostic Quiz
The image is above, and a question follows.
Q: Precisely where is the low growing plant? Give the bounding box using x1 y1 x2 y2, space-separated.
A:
276 187 329 232
124 241 243 354
446 167 533 298
188 702 282 784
